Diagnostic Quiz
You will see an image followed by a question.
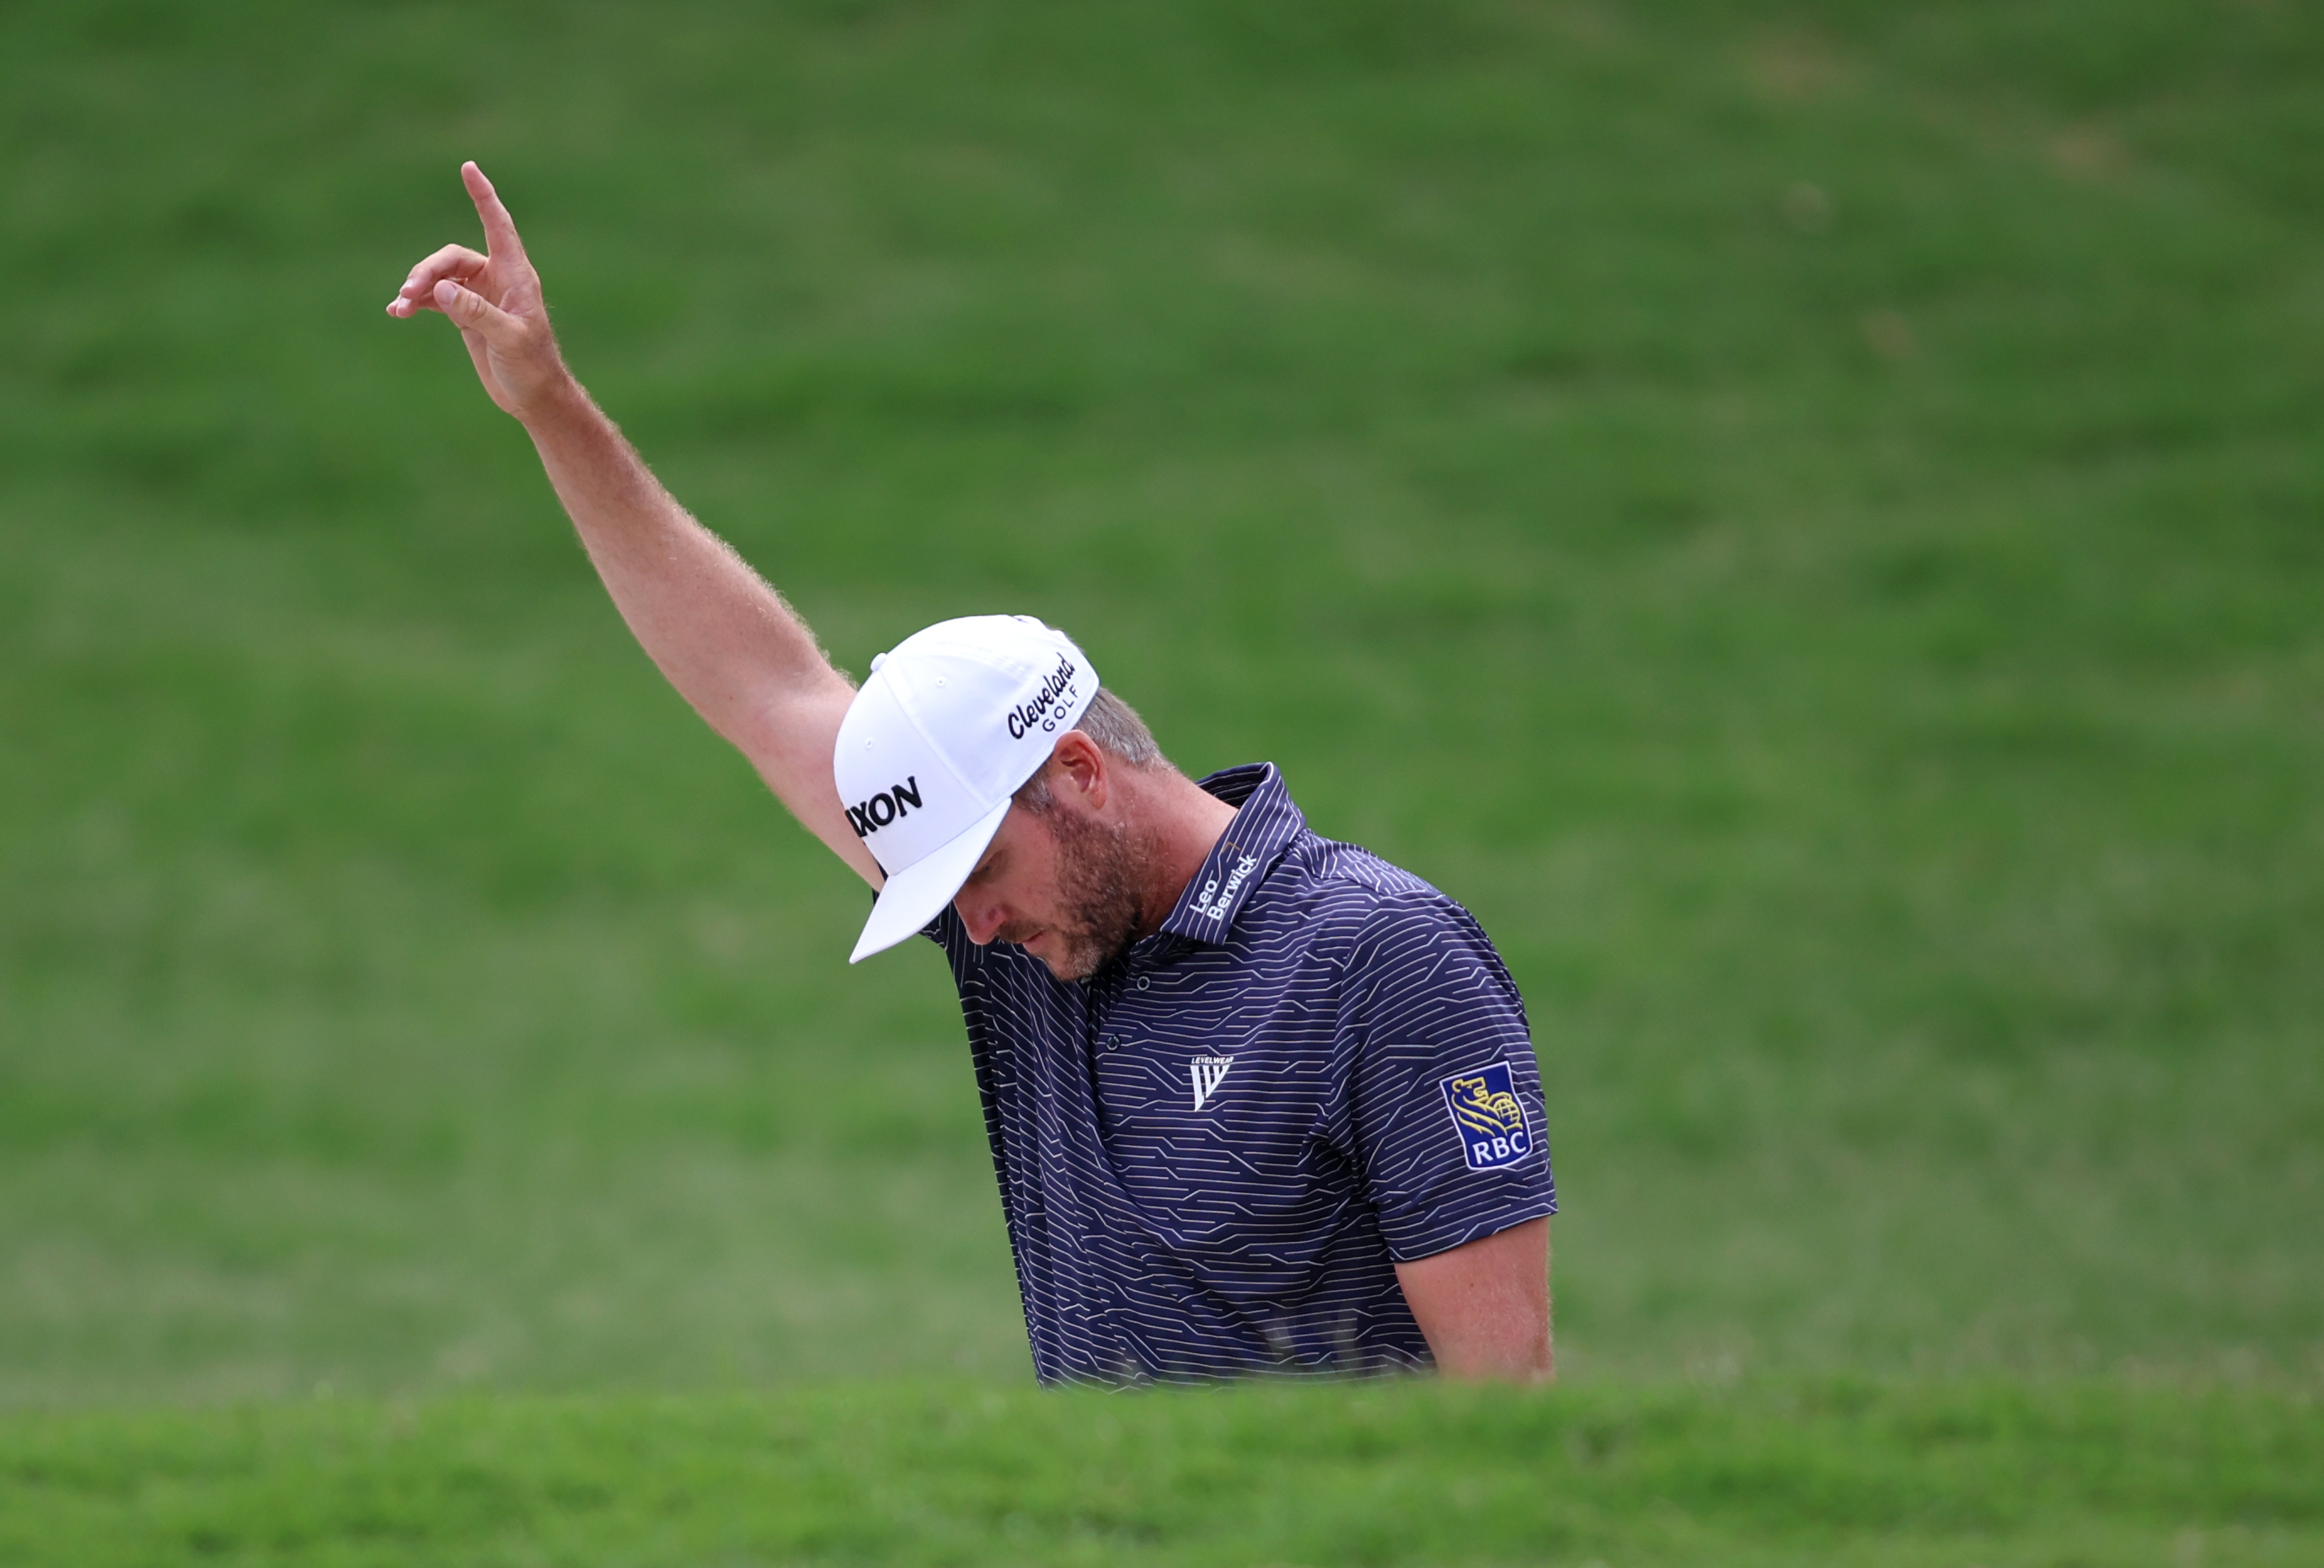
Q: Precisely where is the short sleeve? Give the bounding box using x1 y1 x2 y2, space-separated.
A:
1340 895 1556 1261
924 903 988 984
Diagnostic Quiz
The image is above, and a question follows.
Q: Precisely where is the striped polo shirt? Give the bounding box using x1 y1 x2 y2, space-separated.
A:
926 761 1556 1385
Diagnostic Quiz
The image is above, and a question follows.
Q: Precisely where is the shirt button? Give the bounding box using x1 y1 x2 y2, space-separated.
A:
1136 976 1151 991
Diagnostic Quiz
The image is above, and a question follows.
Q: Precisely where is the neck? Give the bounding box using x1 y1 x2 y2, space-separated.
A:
1125 768 1240 940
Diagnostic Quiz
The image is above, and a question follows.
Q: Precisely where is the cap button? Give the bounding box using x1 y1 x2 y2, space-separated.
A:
869 651 888 672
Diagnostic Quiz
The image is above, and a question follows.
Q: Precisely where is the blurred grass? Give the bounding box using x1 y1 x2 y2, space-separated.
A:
2 0 2321 1403
3 1379 2321 1566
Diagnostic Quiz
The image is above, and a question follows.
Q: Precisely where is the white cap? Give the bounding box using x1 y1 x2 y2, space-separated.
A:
835 615 1097 963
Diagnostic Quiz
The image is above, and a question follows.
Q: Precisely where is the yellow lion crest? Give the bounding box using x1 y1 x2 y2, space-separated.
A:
1446 1074 1523 1137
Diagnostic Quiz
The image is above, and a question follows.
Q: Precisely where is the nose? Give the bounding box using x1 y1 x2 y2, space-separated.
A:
955 887 1007 946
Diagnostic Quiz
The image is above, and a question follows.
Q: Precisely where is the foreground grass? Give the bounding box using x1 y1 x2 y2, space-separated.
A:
3 1380 2319 1567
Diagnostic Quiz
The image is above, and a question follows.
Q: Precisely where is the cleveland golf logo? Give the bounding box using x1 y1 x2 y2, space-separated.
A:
1004 654 1081 740
846 776 923 838
1438 1061 1532 1170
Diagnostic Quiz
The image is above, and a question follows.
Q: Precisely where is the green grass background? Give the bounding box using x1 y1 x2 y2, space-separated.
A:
3 0 2321 1559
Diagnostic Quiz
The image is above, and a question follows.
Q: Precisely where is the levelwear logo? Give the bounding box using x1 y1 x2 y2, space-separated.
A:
846 776 923 838
1438 1060 1534 1171
1189 1056 1234 1111
1004 654 1081 740
1188 848 1258 922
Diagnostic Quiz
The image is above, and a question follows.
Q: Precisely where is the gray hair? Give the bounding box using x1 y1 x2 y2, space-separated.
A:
1014 688 1168 812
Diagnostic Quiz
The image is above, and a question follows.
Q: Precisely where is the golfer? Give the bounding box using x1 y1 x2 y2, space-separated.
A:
390 164 1556 1384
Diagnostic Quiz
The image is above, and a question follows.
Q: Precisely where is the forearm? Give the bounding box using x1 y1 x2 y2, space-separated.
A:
519 376 873 875
390 163 875 879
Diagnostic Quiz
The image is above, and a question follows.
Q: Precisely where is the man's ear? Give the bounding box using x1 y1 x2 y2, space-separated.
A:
1049 730 1108 810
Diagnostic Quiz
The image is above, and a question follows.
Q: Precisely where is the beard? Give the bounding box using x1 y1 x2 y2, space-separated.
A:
1017 805 1155 982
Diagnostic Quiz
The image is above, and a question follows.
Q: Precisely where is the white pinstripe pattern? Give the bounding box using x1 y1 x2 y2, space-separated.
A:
933 763 1556 1385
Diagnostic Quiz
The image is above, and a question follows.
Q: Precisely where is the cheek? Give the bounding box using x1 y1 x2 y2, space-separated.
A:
991 870 1052 921
998 843 1068 918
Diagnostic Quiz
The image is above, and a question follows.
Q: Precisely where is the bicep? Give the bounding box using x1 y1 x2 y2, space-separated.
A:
1341 904 1555 1260
1394 1216 1552 1382
739 672 883 888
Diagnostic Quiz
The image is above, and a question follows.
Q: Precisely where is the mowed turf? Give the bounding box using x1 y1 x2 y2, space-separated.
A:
3 0 2321 1428
5 1381 2321 1567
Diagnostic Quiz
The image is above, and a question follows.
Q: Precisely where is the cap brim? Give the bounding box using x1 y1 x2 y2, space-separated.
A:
849 795 1013 964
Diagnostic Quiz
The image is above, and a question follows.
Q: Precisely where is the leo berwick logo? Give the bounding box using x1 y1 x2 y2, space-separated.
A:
1188 844 1258 921
1005 654 1081 740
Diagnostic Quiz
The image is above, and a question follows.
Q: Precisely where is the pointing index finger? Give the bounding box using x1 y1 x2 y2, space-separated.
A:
462 160 527 264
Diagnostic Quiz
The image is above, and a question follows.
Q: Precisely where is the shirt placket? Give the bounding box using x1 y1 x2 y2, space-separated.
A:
1079 961 1142 1381
1093 943 1184 1383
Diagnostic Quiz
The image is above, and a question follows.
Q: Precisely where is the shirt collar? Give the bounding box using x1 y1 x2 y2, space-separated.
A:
1156 763 1305 946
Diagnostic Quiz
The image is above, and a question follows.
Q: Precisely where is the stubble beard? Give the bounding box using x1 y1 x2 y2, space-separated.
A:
1030 806 1158 983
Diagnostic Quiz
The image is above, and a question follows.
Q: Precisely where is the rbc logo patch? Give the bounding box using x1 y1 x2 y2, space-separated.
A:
1438 1061 1533 1171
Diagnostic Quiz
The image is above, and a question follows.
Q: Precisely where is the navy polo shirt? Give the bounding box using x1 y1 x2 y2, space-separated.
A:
928 762 1556 1385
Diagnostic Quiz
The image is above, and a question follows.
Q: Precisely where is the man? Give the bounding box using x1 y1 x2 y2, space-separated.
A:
388 163 1556 1384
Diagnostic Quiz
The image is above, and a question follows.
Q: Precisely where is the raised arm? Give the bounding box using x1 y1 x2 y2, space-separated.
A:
388 163 877 885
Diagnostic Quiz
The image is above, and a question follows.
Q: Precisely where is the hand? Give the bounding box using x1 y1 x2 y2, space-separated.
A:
386 162 569 419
